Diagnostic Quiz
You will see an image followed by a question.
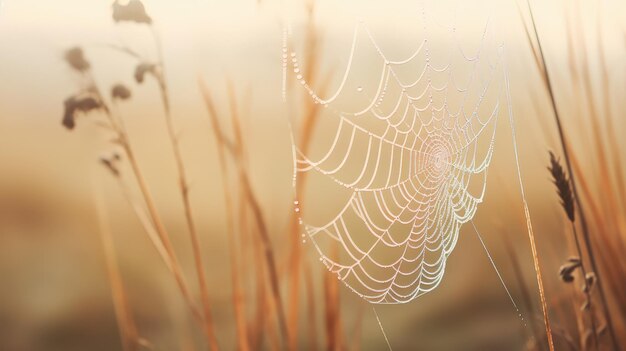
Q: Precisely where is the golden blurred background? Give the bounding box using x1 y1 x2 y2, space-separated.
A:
0 0 625 350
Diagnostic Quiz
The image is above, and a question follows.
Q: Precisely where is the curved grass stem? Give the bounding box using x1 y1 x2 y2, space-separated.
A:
150 26 220 351
524 1 620 349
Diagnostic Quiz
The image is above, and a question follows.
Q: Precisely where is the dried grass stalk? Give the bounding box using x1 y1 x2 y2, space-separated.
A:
198 79 250 350
93 177 144 351
524 1 621 348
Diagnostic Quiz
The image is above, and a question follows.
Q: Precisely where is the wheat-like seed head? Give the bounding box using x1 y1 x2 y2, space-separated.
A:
548 151 575 222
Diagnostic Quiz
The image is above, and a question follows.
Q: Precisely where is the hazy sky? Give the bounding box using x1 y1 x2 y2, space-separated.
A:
0 0 623 201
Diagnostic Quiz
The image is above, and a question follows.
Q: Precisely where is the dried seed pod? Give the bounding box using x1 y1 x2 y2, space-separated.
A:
558 259 581 283
62 95 102 130
134 63 157 83
111 84 131 100
567 256 581 264
62 101 76 130
583 272 596 292
64 47 90 72
585 272 596 285
99 153 121 177
112 0 152 24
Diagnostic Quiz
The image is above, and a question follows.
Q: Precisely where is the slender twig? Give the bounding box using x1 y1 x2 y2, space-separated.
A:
227 84 289 345
524 1 620 349
199 80 289 347
93 178 141 351
286 6 323 348
523 205 554 351
86 73 201 324
504 51 555 351
513 0 544 84
112 161 173 273
571 224 599 350
121 141 202 320
284 5 341 347
150 27 220 351
198 80 251 351
304 264 319 351
250 225 269 350
501 231 542 350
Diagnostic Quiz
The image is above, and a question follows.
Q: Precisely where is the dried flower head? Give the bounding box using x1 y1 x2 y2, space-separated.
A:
582 272 596 293
112 0 152 25
548 151 575 222
99 152 121 177
62 95 102 130
64 47 90 72
558 257 581 283
111 84 131 100
134 63 157 83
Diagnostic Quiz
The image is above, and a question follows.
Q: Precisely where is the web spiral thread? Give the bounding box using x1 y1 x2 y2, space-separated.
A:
285 7 503 304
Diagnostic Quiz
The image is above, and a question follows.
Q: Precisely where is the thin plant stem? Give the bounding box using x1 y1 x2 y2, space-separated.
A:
524 1 620 349
227 85 289 346
150 27 220 351
198 79 251 350
504 51 555 351
286 6 324 347
304 264 319 351
199 80 289 348
570 223 599 350
501 231 542 350
93 178 141 351
86 73 201 324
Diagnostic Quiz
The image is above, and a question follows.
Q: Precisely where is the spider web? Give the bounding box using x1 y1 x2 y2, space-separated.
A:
285 7 503 304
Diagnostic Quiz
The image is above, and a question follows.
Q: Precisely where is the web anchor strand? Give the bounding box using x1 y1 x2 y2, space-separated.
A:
373 306 393 351
471 220 526 327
